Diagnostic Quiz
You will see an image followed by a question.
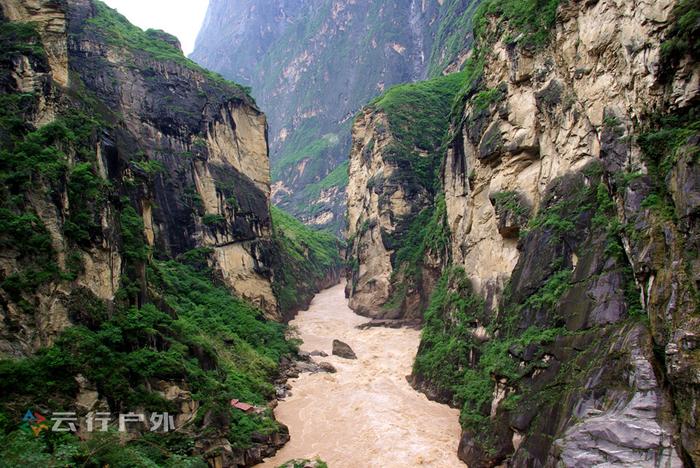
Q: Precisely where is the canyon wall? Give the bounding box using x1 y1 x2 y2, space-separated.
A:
431 0 699 464
1 0 278 358
0 1 329 464
348 0 699 464
345 74 462 320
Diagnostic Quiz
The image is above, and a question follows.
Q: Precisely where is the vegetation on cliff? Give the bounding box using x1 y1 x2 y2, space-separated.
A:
369 71 468 191
474 0 560 49
427 0 482 76
0 4 306 465
413 166 647 457
409 0 699 462
0 257 294 465
271 207 343 316
347 71 464 316
87 0 253 102
659 0 700 77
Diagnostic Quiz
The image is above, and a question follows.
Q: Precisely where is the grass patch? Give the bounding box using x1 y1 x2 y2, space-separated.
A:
371 71 468 156
272 133 339 181
474 0 561 49
304 161 350 199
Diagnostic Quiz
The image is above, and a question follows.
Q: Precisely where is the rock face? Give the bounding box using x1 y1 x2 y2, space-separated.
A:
191 0 480 234
317 362 337 373
0 0 282 359
332 339 357 359
345 74 464 319
402 0 700 465
69 0 279 319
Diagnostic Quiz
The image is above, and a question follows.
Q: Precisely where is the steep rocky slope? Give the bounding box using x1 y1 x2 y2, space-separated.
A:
191 0 481 234
0 1 338 465
345 73 462 320
0 0 279 348
348 0 699 465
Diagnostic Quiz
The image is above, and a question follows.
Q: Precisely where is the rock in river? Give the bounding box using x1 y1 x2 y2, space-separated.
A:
318 362 337 373
332 339 357 359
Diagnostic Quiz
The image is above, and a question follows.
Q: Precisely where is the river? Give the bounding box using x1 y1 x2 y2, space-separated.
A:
258 283 463 468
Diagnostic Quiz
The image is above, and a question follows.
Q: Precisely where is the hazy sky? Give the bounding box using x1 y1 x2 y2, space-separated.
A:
102 0 209 55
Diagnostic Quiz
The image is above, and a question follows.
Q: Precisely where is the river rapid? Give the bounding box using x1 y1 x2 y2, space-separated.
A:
258 282 463 468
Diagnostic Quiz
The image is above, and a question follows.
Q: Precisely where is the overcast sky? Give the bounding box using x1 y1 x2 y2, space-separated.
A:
102 0 209 55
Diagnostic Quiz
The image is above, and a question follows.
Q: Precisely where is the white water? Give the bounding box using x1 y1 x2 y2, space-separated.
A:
258 283 463 468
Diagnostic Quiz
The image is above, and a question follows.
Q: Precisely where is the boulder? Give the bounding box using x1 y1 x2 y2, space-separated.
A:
332 339 357 359
318 362 337 373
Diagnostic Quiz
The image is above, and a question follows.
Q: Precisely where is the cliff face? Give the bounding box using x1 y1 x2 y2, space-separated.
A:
271 206 343 320
191 0 480 234
0 0 279 356
345 74 463 320
409 0 699 465
0 1 299 464
69 0 279 319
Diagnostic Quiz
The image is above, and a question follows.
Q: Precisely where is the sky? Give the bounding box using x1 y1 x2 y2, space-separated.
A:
102 0 209 55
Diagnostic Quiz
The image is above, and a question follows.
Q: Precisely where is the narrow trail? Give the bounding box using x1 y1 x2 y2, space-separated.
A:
258 283 463 468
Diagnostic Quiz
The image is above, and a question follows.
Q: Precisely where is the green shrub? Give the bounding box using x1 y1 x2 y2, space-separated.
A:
491 191 528 217
372 71 468 155
0 21 45 63
202 213 226 226
414 267 484 393
659 0 700 78
474 0 561 49
64 162 105 245
636 105 699 221
392 196 450 276
0 257 295 462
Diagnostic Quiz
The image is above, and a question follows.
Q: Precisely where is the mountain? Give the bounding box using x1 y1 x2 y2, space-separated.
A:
191 0 481 234
0 0 339 465
346 0 700 464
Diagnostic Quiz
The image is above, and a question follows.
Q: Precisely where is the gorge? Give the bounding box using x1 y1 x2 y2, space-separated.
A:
0 0 699 467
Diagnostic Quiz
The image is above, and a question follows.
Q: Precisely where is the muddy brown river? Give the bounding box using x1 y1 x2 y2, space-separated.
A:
258 283 463 468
